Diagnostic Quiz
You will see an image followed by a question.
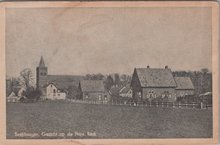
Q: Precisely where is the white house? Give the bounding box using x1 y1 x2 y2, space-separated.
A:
46 83 66 100
7 92 19 102
119 85 132 98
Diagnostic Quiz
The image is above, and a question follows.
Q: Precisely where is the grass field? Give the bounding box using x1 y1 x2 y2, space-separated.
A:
7 101 212 139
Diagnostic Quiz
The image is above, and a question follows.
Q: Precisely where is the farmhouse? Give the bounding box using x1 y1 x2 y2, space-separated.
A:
78 80 109 102
131 66 194 102
174 77 194 97
36 56 84 99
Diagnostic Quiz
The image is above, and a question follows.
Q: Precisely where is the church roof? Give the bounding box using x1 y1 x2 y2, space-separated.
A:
174 77 194 90
80 80 105 92
109 85 124 96
135 68 177 88
39 56 45 67
47 75 84 90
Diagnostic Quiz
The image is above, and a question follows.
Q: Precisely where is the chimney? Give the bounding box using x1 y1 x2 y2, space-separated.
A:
147 65 150 68
165 65 168 69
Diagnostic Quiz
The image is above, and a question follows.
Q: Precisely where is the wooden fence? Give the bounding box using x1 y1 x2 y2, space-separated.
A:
69 99 211 109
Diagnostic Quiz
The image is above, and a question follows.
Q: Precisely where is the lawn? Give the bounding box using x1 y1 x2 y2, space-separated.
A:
6 101 212 139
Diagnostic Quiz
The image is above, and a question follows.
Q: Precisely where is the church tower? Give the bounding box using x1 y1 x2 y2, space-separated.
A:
36 56 48 91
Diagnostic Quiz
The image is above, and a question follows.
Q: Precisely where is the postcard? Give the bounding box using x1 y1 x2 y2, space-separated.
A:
0 1 219 145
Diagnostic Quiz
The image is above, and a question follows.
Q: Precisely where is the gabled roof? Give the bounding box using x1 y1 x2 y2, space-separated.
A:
47 75 84 90
174 77 194 90
119 85 131 94
39 56 45 67
80 80 105 92
135 68 176 88
109 85 124 96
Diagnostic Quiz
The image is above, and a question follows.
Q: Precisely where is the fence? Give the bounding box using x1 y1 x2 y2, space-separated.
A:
69 99 211 109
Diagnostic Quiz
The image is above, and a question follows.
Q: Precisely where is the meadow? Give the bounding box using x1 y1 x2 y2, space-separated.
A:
6 101 212 139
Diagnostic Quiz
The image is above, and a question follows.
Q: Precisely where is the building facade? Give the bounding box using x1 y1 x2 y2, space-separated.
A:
36 56 84 99
46 83 66 100
78 80 109 103
131 66 194 102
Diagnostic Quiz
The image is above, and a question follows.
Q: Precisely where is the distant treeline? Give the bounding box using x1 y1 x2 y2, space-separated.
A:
172 68 212 95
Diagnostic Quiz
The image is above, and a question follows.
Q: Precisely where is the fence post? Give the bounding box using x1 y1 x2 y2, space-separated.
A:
150 101 151 107
179 102 181 108
201 102 203 109
193 103 195 108
173 102 175 108
162 102 163 107
167 102 168 108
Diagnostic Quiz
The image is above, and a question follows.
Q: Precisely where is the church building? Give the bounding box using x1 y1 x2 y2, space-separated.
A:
36 56 84 99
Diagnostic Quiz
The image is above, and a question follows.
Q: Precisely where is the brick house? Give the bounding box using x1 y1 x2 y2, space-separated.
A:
78 80 109 102
131 66 194 102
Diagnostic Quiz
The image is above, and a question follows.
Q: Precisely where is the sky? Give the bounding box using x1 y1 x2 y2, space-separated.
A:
6 7 212 78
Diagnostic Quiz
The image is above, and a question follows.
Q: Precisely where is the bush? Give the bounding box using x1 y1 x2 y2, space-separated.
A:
21 87 42 102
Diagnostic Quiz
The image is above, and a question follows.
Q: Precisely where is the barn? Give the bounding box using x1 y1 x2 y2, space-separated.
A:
174 77 195 97
78 80 109 102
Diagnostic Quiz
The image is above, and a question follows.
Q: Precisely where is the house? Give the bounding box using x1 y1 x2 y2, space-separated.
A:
45 83 66 100
119 85 132 98
131 66 177 102
199 92 212 105
36 56 84 97
174 77 194 97
78 80 109 102
7 92 19 102
109 85 124 97
6 87 25 102
131 66 195 102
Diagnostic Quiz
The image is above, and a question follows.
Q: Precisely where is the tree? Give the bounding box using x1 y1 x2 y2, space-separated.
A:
19 68 41 101
105 75 114 91
19 68 34 89
201 68 209 74
114 73 120 86
67 86 79 100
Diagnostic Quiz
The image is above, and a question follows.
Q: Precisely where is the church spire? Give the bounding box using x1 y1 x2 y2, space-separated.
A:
39 56 45 67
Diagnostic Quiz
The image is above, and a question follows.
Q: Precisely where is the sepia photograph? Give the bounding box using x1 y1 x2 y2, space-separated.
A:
0 1 219 145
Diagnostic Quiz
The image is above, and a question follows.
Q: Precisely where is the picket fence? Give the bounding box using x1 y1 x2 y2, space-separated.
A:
69 99 211 109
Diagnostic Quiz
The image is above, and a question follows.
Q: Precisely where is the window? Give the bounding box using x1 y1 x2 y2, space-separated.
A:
169 94 172 98
40 72 43 75
44 72 46 75
53 89 56 93
51 85 52 87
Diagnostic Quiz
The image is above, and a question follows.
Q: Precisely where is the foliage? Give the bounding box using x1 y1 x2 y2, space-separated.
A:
105 75 114 91
85 73 105 80
67 86 79 99
19 68 34 89
21 87 42 102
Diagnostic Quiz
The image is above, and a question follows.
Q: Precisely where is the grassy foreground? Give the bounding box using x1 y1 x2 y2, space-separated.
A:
7 101 212 139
